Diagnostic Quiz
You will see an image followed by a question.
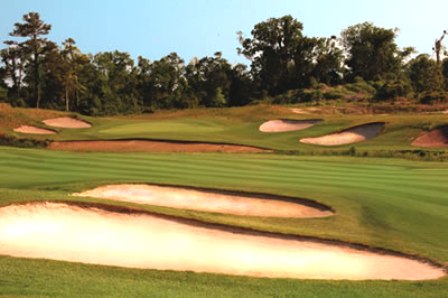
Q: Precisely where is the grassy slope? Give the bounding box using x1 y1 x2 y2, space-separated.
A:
3 103 448 151
0 146 447 297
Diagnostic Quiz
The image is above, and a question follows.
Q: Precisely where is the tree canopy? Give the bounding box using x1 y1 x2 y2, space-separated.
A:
0 13 447 115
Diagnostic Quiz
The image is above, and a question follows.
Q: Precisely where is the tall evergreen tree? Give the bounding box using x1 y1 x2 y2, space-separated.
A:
9 12 51 108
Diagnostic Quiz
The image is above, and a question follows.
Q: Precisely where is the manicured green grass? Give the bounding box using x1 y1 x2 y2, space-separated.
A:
5 104 448 152
0 146 447 297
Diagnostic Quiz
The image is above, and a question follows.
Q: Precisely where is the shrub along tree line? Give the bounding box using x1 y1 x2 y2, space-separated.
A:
1 13 447 115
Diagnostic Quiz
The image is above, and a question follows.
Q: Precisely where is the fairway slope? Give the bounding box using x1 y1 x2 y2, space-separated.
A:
42 117 91 129
0 202 444 280
300 122 385 146
259 119 322 133
74 184 332 218
412 125 448 148
48 140 271 153
13 125 56 135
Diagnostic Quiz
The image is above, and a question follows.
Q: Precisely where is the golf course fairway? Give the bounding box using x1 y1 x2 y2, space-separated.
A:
0 146 447 296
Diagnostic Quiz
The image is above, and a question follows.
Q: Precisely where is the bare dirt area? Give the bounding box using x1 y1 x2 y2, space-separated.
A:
0 202 444 280
74 184 332 218
412 125 448 148
48 140 271 153
13 125 56 135
42 117 91 129
300 122 385 146
259 119 322 133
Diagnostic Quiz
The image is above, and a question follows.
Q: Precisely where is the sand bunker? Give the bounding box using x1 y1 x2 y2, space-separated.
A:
412 125 448 148
291 108 309 114
42 117 91 129
74 184 332 218
48 140 270 153
300 122 385 146
0 202 444 280
13 125 56 135
259 119 322 133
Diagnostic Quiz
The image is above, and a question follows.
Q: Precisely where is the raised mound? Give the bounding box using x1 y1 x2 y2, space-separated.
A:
74 184 332 218
42 117 91 129
259 119 322 133
13 125 56 135
300 122 385 146
412 125 448 148
48 140 270 153
0 202 444 280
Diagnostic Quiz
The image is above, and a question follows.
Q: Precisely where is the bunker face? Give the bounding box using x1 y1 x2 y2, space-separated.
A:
48 140 270 153
412 125 448 148
0 203 444 280
300 122 385 146
13 125 56 135
259 119 322 133
42 117 91 129
74 184 331 218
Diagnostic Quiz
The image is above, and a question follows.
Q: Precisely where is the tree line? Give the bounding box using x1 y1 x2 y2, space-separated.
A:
1 13 447 115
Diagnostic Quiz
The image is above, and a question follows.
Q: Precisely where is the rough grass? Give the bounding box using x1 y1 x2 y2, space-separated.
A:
0 146 447 297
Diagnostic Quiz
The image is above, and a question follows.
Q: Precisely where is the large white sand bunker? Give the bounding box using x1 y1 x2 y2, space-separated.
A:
13 125 56 135
42 117 91 129
74 184 332 218
0 202 444 280
259 119 322 133
300 122 385 146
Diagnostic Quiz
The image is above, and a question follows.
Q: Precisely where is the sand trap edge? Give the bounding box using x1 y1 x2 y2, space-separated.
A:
42 117 92 129
1 199 446 277
74 182 335 214
300 122 386 146
259 119 323 133
13 125 57 135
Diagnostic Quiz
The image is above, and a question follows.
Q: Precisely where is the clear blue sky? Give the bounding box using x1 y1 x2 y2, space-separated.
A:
1 0 447 64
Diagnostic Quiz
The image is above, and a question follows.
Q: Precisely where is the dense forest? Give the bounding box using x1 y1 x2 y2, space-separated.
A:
1 12 447 115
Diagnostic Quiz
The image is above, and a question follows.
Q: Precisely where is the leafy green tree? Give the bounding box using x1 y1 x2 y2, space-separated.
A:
0 66 7 101
442 58 448 90
93 51 140 114
186 52 232 107
61 38 85 112
148 52 187 109
9 12 51 108
0 41 27 100
228 63 253 106
407 54 443 94
238 15 316 95
76 54 103 115
135 56 153 109
341 22 409 82
39 41 66 109
310 37 344 85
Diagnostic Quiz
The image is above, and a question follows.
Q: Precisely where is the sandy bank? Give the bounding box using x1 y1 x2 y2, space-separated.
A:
259 119 322 133
0 202 444 280
74 184 332 218
42 117 91 129
300 122 385 146
13 125 56 135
